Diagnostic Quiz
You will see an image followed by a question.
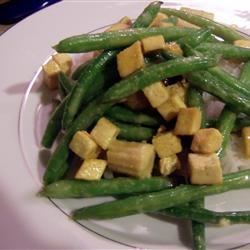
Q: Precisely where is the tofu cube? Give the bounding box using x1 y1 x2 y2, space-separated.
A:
119 16 132 25
152 132 182 158
174 108 202 135
166 82 186 101
188 153 223 185
164 42 183 56
52 53 72 75
117 41 144 78
141 35 165 53
191 128 223 153
90 117 120 150
107 140 155 178
234 40 250 49
69 131 101 159
150 13 168 27
180 7 214 20
105 23 130 32
176 18 199 29
159 155 180 176
242 127 250 157
158 22 174 28
42 59 61 89
143 81 169 108
75 159 107 180
157 95 187 121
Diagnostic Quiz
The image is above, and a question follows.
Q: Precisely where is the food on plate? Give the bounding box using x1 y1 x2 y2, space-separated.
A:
38 1 250 249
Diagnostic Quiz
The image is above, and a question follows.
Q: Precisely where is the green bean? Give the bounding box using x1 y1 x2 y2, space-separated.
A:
54 26 195 53
187 87 206 128
58 72 74 95
160 206 250 225
39 177 173 198
184 45 250 98
240 61 250 86
187 86 206 250
179 28 212 48
214 60 250 156
110 119 155 141
71 58 93 80
105 105 161 127
190 199 205 250
103 55 218 103
132 1 163 28
160 8 244 42
62 52 118 129
216 107 237 158
41 97 67 148
71 169 250 220
160 50 180 60
186 71 250 116
196 42 250 60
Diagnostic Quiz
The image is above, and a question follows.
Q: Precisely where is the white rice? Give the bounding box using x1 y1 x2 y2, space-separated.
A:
222 134 250 174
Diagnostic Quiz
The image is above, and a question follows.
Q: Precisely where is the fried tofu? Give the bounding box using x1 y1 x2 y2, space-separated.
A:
174 107 202 135
75 159 107 180
90 117 120 150
143 81 169 108
141 35 165 53
117 41 144 78
188 153 223 185
69 131 101 159
191 128 223 153
157 95 186 121
152 132 182 158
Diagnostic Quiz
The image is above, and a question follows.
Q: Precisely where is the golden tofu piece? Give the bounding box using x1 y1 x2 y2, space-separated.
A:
90 117 120 150
159 155 180 176
242 127 250 157
117 41 144 78
177 18 199 29
191 128 223 153
75 159 107 180
157 95 186 121
52 53 72 75
188 153 223 185
119 16 132 25
234 40 250 49
166 82 187 101
152 132 182 158
107 140 155 178
158 22 174 28
106 23 130 32
174 108 202 135
143 81 169 108
180 7 214 20
164 42 183 56
69 131 101 160
125 91 150 110
150 13 168 27
42 59 61 89
141 35 165 53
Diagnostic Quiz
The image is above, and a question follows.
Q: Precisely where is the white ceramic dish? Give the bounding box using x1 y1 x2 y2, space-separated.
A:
1 1 250 249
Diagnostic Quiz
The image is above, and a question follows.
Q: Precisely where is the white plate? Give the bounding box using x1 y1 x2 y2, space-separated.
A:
1 0 250 249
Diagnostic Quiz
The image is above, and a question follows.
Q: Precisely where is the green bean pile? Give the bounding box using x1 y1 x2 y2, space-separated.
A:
39 2 250 249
